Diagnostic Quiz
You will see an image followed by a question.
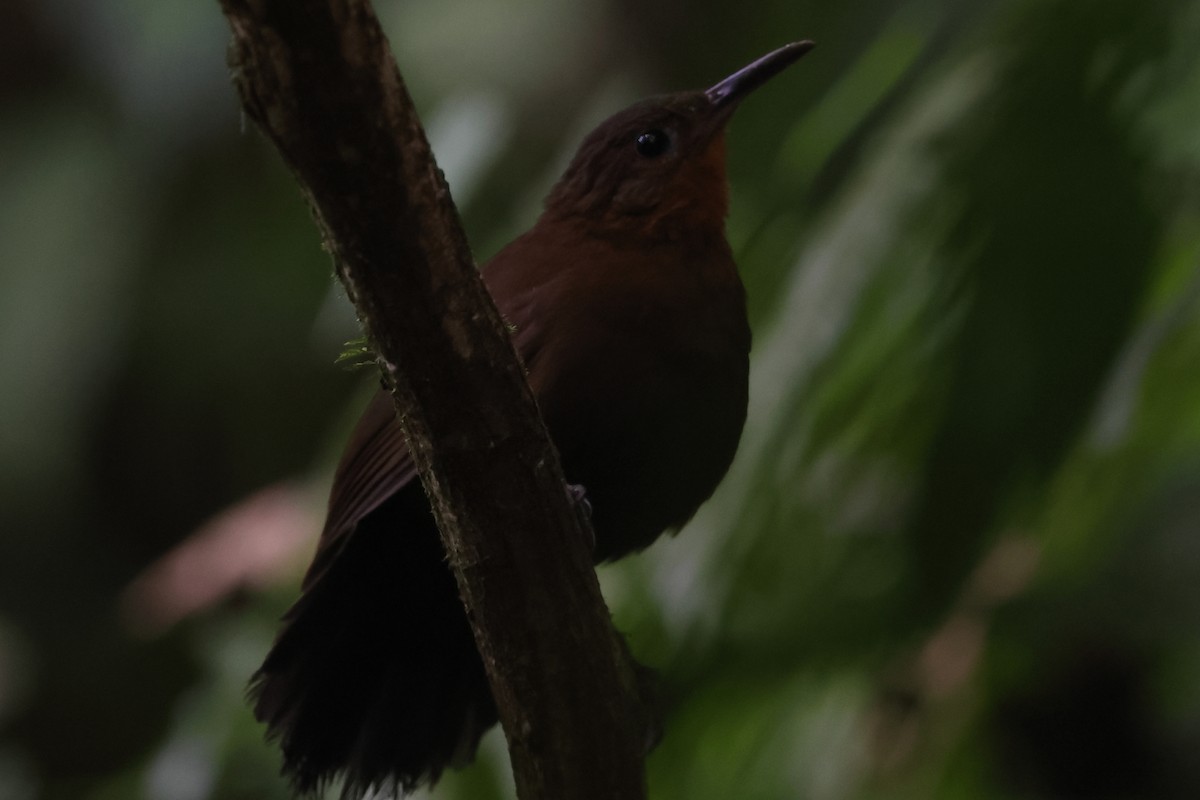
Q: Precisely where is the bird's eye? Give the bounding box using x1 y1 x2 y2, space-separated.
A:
635 129 671 158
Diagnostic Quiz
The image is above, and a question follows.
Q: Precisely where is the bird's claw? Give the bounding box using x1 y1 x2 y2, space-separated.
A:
566 483 595 552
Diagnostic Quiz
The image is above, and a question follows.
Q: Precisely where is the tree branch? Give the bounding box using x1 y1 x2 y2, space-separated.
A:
216 0 646 797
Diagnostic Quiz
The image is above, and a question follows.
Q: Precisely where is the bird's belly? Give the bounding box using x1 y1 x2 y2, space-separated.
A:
531 338 748 561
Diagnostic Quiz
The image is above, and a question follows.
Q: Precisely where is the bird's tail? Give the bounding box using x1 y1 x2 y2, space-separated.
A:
249 486 496 797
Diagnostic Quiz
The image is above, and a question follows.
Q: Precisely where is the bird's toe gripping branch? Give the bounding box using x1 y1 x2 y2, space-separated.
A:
566 483 595 551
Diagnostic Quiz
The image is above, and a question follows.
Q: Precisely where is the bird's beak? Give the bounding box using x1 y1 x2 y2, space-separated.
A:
705 41 815 112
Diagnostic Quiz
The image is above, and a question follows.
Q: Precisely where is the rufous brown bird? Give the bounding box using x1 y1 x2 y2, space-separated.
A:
251 41 813 798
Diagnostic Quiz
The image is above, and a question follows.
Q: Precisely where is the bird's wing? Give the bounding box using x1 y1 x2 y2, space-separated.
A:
300 388 418 591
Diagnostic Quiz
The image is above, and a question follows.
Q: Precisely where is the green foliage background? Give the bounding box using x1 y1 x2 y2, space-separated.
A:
2 0 1200 798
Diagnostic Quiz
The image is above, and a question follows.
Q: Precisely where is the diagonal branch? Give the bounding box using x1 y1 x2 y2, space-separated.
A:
215 0 646 797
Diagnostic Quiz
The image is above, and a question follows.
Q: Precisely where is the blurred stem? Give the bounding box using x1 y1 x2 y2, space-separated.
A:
214 1 647 798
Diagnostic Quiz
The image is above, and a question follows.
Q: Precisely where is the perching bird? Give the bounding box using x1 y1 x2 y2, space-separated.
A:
251 41 813 798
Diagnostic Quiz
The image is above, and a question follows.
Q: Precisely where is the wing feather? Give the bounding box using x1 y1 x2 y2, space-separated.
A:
302 389 418 590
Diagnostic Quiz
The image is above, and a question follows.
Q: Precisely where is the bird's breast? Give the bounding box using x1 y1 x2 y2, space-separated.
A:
484 231 750 560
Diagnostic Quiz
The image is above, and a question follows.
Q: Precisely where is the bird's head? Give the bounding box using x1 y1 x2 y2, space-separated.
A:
543 41 814 239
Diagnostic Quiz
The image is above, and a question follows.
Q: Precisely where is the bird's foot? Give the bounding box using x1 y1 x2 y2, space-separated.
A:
565 483 595 552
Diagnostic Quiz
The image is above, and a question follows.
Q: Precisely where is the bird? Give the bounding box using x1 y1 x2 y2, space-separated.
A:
250 41 814 798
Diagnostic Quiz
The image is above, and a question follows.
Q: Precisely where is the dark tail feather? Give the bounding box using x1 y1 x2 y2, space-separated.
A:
249 485 497 798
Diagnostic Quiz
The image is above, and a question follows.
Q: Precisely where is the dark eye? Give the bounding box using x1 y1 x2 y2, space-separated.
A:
635 129 671 158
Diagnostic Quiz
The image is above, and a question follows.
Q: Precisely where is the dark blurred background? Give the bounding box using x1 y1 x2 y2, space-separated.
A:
3 0 1200 798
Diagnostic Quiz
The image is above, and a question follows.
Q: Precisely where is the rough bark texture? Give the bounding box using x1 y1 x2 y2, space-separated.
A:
216 1 647 797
